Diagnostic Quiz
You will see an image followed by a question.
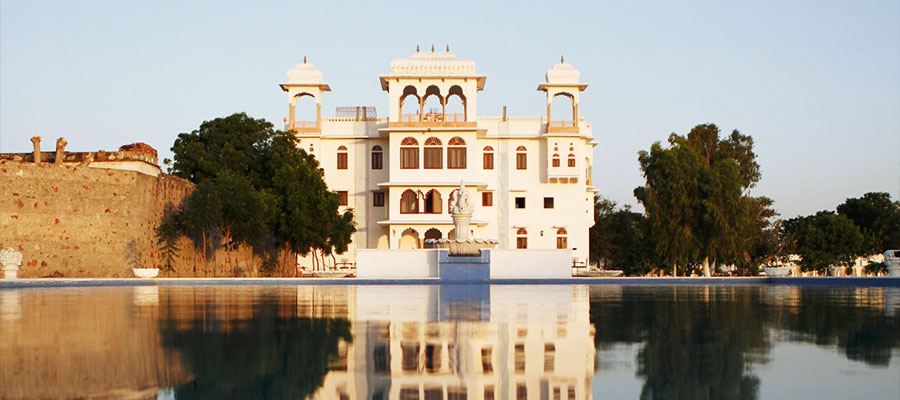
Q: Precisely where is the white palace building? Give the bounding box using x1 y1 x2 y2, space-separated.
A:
280 48 597 268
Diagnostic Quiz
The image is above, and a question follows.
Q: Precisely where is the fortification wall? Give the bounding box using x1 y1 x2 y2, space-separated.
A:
0 160 266 278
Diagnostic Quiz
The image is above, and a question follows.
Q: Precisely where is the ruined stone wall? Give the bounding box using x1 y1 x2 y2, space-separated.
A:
0 160 268 277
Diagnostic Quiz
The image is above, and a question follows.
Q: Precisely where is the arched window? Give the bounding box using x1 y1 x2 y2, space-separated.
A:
556 228 568 249
400 137 419 169
291 93 317 129
422 85 443 122
400 86 420 122
337 145 348 170
424 189 442 214
371 145 383 170
400 189 418 214
448 136 466 169
424 228 442 241
516 146 527 170
567 154 576 167
446 85 466 122
516 228 528 249
549 93 576 128
552 154 560 168
424 137 442 169
482 146 494 170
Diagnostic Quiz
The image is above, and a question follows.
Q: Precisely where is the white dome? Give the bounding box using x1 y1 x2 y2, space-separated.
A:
389 48 476 76
287 59 324 84
545 62 580 84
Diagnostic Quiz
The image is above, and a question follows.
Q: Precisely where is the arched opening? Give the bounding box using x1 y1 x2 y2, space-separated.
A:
568 154 576 167
292 93 317 129
447 229 456 240
400 189 418 214
400 86 420 122
424 137 442 169
337 145 348 170
422 85 443 122
447 136 466 169
552 154 560 168
424 189 442 214
371 145 383 170
446 85 466 122
516 228 528 249
556 228 568 249
424 228 442 241
516 146 527 170
549 93 575 128
399 228 420 249
400 137 419 169
585 157 592 185
482 146 494 170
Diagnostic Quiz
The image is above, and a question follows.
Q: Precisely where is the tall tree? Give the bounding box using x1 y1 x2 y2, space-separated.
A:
635 124 767 276
589 195 659 276
836 192 900 253
783 212 866 275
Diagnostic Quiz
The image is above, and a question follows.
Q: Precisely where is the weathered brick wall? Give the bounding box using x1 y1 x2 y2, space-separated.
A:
0 160 268 277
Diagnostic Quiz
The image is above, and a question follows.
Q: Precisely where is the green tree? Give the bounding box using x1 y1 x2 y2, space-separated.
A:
783 212 866 274
589 195 659 275
836 192 900 253
169 113 356 274
635 124 768 276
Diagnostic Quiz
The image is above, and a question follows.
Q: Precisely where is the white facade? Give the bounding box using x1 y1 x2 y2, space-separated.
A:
281 49 598 267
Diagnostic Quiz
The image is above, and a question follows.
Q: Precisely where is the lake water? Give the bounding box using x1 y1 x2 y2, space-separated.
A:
1 284 898 399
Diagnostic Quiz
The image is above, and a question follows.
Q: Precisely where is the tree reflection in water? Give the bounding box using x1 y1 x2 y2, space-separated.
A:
159 289 351 399
589 286 900 400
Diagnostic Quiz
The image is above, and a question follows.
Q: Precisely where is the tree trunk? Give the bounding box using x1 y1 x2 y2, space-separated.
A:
702 256 711 277
673 263 677 277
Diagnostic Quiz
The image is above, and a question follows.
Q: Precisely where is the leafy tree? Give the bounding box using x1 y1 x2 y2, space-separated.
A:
589 195 659 275
836 192 900 253
783 212 866 274
733 196 781 276
635 124 769 276
168 113 356 274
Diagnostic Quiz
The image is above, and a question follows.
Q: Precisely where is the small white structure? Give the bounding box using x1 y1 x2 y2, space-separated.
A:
0 247 23 279
131 268 159 279
885 250 900 277
281 48 596 271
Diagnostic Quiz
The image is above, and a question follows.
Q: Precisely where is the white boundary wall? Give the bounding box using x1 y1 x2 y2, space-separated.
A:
356 249 439 279
490 249 572 279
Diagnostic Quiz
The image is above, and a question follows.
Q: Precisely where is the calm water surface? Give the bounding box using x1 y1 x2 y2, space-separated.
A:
0 284 898 399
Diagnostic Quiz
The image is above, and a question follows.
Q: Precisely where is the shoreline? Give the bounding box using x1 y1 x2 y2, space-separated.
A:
2 276 899 289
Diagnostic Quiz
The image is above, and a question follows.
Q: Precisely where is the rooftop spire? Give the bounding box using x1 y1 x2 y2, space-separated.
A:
431 44 435 52
416 44 420 53
560 54 564 63
446 44 450 53
303 55 307 64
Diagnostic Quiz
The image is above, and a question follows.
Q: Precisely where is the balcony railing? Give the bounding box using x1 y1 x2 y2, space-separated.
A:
549 120 576 128
292 120 318 129
399 113 466 123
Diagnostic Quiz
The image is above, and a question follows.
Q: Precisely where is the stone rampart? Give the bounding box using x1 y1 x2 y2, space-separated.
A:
0 157 266 278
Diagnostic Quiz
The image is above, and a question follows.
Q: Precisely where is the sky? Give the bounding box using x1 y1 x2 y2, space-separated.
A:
1 0 898 218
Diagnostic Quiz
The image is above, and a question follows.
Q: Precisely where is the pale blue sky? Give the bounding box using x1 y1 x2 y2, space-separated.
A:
1 0 898 218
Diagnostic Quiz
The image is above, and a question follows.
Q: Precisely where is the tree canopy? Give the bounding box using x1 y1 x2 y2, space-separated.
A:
166 113 355 274
836 192 900 253
635 123 773 276
589 195 659 276
783 211 865 274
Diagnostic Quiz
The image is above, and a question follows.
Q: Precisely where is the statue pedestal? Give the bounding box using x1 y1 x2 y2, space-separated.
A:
438 250 490 281
451 213 473 241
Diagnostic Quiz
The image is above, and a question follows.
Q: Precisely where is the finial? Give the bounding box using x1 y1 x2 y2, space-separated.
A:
446 44 450 53
416 44 420 53
560 54 564 63
303 55 307 64
431 44 435 52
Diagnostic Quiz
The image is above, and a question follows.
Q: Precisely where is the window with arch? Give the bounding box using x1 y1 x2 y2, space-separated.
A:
400 86 420 122
552 154 560 168
422 86 443 122
448 136 466 169
516 146 527 170
556 228 568 249
371 145 383 170
400 189 418 214
400 137 419 169
516 228 528 249
337 145 348 170
446 85 466 122
424 137 442 169
482 146 494 170
567 154 576 167
550 93 576 128
424 189 442 214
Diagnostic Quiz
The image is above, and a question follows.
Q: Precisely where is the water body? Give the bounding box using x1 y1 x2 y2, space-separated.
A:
0 284 898 399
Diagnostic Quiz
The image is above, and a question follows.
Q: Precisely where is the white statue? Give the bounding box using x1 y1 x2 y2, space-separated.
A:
0 247 23 279
450 181 474 216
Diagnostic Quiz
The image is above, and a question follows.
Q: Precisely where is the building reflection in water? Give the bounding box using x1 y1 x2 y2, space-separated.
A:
308 284 596 400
